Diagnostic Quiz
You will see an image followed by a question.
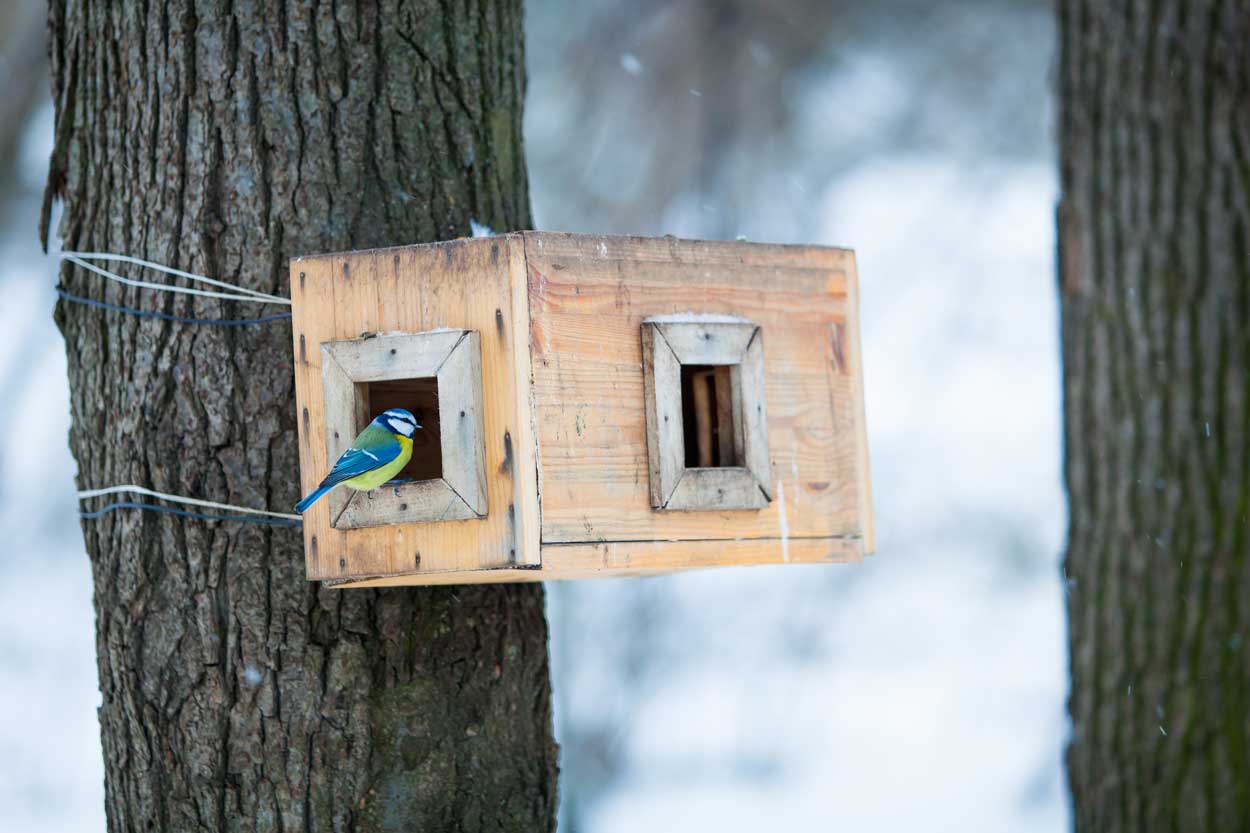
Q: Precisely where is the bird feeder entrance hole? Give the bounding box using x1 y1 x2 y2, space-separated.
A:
641 318 772 511
361 377 442 481
680 366 738 468
291 232 873 587
319 330 488 530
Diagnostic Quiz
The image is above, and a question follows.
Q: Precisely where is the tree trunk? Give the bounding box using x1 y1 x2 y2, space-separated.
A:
1058 2 1250 830
43 2 558 830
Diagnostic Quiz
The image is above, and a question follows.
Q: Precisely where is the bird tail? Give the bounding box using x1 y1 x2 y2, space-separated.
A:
295 482 336 513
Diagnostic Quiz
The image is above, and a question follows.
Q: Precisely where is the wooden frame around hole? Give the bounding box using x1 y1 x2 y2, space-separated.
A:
320 330 488 529
641 318 772 511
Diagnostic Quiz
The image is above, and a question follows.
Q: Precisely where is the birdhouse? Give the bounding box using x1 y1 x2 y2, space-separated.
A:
290 232 873 587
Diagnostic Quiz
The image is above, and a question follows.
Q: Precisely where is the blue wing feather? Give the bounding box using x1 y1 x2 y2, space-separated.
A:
321 437 402 488
294 424 402 513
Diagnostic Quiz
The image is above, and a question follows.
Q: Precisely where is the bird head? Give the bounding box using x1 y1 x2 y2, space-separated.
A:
375 408 420 437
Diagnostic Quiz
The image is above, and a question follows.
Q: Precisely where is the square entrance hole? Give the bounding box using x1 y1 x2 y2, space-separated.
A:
359 378 443 481
679 364 740 468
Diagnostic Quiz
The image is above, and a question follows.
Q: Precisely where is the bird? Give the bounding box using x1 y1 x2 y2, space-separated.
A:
295 408 420 513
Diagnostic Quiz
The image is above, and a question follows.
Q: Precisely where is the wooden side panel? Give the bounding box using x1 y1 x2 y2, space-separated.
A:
843 255 876 553
525 232 871 550
436 331 489 515
737 328 773 500
292 257 341 580
291 237 540 580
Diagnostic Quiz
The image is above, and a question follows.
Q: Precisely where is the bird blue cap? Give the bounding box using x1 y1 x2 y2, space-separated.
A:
377 408 419 436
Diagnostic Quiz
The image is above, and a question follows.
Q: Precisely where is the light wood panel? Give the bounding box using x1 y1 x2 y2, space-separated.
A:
330 535 863 587
525 232 871 549
640 321 684 505
291 238 541 580
436 331 488 515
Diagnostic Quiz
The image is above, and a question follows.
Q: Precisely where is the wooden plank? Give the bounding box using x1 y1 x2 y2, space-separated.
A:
320 349 362 525
290 238 535 580
665 467 769 511
291 255 341 579
653 320 755 365
334 478 477 527
526 232 869 546
323 329 463 381
329 535 864 587
505 236 543 566
736 327 773 499
437 331 488 515
640 322 684 506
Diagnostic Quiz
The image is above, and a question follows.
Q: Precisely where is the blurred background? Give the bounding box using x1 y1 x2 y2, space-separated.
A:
0 0 1066 830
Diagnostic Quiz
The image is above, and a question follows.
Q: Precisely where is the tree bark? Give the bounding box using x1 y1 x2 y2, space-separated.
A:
1058 2 1250 830
43 2 558 830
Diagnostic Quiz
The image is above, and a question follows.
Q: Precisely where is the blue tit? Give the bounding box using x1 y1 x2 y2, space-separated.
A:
295 408 420 512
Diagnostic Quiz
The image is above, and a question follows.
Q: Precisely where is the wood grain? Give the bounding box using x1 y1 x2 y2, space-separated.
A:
737 327 773 499
506 235 544 566
334 477 476 527
324 329 463 380
665 467 769 511
331 535 863 587
640 322 684 506
653 320 755 364
435 331 488 515
526 232 871 547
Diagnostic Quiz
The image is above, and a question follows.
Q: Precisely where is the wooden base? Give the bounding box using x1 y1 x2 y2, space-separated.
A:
326 535 866 588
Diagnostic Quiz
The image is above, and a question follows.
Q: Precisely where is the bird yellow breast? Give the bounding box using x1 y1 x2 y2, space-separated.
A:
343 435 414 492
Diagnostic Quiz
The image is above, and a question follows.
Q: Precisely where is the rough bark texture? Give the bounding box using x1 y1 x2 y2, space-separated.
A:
43 2 558 830
1058 2 1250 830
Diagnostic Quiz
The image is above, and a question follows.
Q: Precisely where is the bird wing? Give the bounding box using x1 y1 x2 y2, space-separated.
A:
319 426 402 488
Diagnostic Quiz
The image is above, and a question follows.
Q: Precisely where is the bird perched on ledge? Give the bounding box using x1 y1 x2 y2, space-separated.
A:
295 408 419 512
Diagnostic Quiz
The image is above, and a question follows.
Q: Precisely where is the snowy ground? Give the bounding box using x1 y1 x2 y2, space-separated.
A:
0 2 1067 830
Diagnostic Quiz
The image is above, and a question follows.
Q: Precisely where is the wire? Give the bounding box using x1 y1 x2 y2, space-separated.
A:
56 285 293 326
77 484 302 522
57 251 306 528
60 251 292 305
80 501 302 527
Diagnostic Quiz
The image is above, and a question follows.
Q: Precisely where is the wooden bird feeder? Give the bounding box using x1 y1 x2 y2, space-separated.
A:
290 232 873 587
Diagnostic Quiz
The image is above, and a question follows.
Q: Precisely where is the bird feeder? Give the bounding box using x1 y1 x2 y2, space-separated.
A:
290 232 873 587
